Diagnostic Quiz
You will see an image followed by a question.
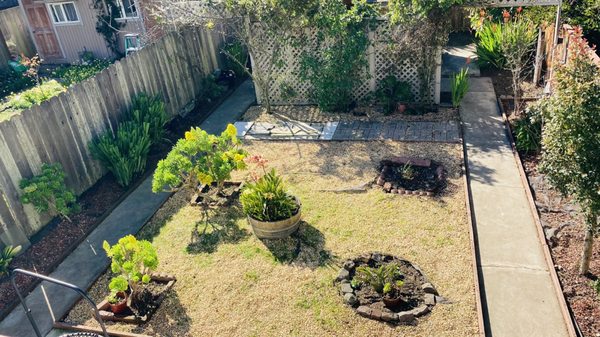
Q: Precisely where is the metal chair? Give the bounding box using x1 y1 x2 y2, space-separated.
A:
11 268 109 337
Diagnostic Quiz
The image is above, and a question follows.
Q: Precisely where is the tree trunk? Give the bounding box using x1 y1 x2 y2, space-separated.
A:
580 214 597 275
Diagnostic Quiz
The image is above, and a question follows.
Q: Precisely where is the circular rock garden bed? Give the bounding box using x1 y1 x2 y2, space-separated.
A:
336 253 446 325
376 157 446 196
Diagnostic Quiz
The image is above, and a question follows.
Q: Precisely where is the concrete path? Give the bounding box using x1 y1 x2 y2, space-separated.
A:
0 80 255 337
462 77 570 337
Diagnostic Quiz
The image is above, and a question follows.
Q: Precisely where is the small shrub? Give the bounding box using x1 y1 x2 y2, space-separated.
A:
53 59 111 86
240 168 298 222
0 69 34 100
2 80 66 111
592 279 600 298
199 75 226 105
103 235 158 305
223 41 248 78
353 264 401 294
125 93 167 145
20 163 79 221
152 124 247 194
0 245 22 277
375 75 413 115
400 163 416 180
475 22 505 69
451 67 469 108
89 121 151 187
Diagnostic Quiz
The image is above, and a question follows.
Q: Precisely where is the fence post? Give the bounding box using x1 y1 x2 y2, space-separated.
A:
368 28 376 93
533 26 544 85
434 46 442 105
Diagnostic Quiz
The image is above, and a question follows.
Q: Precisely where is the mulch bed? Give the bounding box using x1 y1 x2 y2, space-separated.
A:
0 81 238 321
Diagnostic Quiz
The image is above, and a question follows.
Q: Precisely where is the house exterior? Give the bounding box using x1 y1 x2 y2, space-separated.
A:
16 0 156 63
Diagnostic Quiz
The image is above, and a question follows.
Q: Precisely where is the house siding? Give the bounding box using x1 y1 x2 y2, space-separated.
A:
46 0 145 63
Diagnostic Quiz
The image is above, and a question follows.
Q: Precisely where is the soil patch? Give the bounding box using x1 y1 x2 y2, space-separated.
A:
376 157 446 196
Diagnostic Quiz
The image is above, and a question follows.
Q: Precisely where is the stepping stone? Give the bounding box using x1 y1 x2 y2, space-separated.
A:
233 121 254 137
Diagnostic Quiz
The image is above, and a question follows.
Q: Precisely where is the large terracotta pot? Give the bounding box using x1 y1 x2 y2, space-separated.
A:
248 200 301 239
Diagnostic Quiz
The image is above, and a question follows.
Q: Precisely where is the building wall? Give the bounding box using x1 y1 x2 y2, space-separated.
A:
45 0 145 63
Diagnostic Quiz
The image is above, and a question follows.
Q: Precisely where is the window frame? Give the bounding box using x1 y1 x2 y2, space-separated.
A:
47 2 80 25
114 0 139 20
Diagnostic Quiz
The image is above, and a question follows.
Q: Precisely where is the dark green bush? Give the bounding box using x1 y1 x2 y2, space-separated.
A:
20 163 79 221
375 75 413 115
475 21 505 69
0 69 34 100
199 75 226 105
53 59 111 86
223 41 248 78
513 101 544 154
125 93 167 145
89 121 151 187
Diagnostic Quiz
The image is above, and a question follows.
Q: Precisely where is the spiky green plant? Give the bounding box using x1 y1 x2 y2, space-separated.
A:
240 168 298 222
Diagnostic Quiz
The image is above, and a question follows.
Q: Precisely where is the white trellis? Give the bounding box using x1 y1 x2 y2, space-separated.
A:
250 20 442 106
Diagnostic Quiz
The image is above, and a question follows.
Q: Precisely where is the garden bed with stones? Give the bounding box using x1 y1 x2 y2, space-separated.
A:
242 105 459 124
375 157 446 196
336 253 447 325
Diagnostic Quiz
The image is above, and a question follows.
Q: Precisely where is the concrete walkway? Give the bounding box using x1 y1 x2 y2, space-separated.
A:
0 80 255 337
462 77 570 337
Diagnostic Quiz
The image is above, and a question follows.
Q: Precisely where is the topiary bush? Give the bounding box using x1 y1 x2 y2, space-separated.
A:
20 163 79 221
152 124 247 195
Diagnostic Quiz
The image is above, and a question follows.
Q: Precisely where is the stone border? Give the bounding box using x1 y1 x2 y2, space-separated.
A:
375 157 446 197
335 252 444 325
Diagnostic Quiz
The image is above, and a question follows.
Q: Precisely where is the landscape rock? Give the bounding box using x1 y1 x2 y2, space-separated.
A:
343 293 358 306
343 260 355 271
336 268 350 282
340 283 354 294
356 306 372 318
421 283 438 295
424 293 436 305
383 182 392 192
409 305 430 317
381 311 398 322
435 295 453 304
396 311 415 323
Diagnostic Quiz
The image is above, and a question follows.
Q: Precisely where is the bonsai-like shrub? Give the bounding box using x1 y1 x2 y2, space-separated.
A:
103 235 158 310
125 93 168 146
240 168 298 222
152 124 247 195
375 75 413 115
352 263 402 294
20 163 79 221
0 245 22 277
90 121 152 187
451 67 469 108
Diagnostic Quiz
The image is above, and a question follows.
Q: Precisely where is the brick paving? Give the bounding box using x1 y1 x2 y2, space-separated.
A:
331 120 460 143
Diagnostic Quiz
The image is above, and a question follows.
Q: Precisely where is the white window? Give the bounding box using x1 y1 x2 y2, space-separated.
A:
48 2 79 24
116 0 138 19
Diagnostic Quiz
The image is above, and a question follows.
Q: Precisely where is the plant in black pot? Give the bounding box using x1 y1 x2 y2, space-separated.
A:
241 155 301 239
375 75 413 115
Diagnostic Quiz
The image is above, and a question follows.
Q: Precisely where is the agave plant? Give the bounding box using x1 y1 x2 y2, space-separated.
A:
0 245 22 277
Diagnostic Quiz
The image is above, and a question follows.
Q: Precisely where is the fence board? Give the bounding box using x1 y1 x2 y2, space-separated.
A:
0 28 223 247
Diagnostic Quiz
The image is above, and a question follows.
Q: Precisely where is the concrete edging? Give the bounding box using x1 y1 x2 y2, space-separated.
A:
498 99 579 337
459 114 487 337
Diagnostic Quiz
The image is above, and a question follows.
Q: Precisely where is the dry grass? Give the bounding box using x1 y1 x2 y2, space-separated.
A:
66 141 478 337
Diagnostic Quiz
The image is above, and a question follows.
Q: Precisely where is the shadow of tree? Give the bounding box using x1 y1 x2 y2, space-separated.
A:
260 221 335 269
131 290 191 336
186 204 249 254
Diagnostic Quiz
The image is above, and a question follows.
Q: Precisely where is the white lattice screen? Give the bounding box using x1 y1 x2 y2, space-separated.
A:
251 20 441 106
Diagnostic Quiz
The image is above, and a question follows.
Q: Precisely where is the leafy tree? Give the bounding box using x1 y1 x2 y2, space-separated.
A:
152 124 247 195
20 163 79 222
564 0 600 49
540 28 600 275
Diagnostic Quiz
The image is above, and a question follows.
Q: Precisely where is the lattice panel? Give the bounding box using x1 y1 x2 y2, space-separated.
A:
252 20 438 106
464 0 560 7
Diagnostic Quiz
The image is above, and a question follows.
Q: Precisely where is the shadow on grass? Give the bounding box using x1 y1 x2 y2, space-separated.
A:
186 205 249 254
260 221 335 269
132 290 191 336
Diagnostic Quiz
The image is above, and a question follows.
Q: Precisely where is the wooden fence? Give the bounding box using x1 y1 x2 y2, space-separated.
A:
0 7 36 58
0 28 224 248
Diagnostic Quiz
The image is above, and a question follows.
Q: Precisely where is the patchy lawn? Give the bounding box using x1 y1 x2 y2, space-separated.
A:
66 141 478 337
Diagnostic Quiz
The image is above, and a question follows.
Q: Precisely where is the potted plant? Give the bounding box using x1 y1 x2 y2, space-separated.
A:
375 75 413 115
241 156 301 239
353 263 405 309
107 290 128 314
103 235 159 316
